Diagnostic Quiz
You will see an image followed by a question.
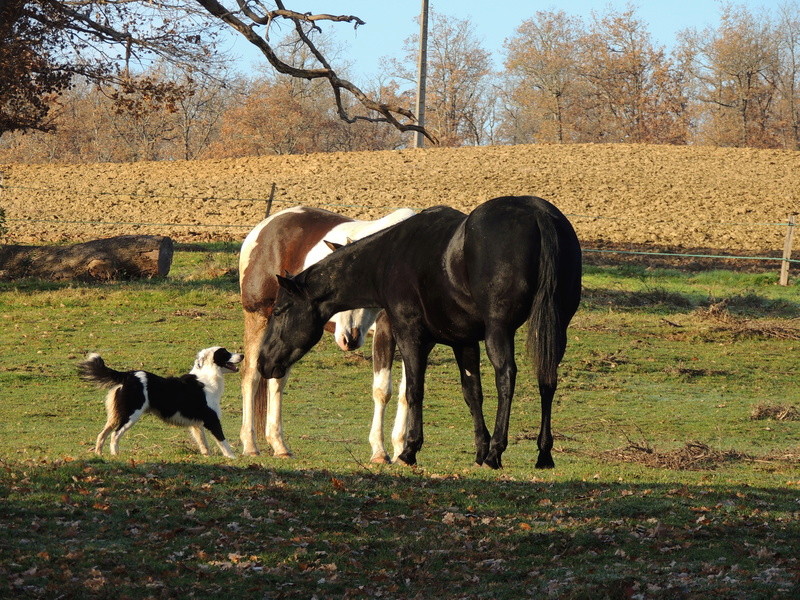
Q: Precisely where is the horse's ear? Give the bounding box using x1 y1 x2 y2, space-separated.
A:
346 237 354 245
276 274 304 296
324 240 343 252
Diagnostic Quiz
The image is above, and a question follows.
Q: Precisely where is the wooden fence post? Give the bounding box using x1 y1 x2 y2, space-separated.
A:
779 213 797 286
266 183 276 218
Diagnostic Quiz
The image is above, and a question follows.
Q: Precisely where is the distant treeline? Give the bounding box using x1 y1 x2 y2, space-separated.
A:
2 3 799 162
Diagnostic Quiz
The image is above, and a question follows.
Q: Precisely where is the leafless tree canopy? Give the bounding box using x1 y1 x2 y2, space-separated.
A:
193 1 433 141
0 1 433 141
4 2 800 156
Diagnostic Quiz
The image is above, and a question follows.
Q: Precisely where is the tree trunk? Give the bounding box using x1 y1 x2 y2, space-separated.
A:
0 235 174 281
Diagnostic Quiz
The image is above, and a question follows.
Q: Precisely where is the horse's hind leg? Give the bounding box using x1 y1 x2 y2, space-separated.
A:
368 311 394 463
452 343 491 466
390 363 408 463
535 380 556 469
534 312 569 469
483 327 518 470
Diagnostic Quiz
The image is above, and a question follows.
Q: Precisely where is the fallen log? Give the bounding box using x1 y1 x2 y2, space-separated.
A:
0 235 174 281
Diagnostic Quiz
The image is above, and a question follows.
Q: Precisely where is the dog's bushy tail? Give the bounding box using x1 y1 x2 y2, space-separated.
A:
78 353 127 389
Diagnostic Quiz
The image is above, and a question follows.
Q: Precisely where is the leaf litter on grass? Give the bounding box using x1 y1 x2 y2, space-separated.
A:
602 440 751 471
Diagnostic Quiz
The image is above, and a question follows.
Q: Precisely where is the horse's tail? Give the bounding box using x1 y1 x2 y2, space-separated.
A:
253 377 268 441
78 353 127 389
526 213 568 388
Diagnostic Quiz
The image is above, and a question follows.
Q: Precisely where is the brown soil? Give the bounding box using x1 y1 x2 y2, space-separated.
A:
1 144 798 255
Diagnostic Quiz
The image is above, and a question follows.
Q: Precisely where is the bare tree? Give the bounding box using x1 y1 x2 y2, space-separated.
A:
170 71 236 160
578 7 688 144
503 10 582 143
679 4 778 147
775 1 800 149
386 10 494 146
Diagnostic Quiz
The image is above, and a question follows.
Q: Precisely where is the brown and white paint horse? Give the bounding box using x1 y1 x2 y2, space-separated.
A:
239 205 413 461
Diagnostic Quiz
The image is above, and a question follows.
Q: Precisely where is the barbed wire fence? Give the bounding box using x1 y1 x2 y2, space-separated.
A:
1 180 798 284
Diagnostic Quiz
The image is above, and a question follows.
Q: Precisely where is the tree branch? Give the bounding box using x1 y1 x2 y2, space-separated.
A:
195 0 436 143
234 0 365 29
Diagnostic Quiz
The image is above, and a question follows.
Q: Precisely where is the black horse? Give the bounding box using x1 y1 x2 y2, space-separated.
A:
258 196 582 469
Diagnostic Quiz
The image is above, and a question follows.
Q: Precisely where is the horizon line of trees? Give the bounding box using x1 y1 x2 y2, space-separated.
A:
2 2 800 163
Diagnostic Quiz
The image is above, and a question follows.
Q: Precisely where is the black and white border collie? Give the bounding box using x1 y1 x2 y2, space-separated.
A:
79 347 243 458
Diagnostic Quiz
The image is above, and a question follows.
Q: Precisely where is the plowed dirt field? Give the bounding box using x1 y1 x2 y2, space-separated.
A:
2 144 798 255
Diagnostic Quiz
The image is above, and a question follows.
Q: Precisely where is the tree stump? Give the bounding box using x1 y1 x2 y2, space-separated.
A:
0 235 174 281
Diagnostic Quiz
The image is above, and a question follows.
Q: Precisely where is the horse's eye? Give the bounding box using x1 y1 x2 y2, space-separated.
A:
273 302 291 317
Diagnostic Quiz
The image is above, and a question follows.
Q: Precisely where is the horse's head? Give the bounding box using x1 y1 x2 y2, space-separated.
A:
320 239 379 352
332 307 379 351
258 274 326 380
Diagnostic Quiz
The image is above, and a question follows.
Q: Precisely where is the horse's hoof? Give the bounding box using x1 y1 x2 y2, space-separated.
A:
394 457 416 467
370 454 391 465
241 449 260 457
535 451 555 469
273 452 293 459
482 453 502 470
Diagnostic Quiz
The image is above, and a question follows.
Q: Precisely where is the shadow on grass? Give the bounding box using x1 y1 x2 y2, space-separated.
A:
2 458 799 599
582 286 800 318
0 272 239 294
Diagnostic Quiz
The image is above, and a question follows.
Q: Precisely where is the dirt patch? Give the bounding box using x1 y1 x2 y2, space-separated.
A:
750 404 800 421
693 301 800 339
2 144 799 256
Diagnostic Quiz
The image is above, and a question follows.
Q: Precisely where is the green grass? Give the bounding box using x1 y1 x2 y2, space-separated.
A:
1 251 799 598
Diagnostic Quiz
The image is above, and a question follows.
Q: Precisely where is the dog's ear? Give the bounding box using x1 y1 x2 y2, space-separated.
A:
212 347 232 367
194 348 215 370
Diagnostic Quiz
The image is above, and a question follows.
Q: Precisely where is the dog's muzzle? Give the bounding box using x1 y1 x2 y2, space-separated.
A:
225 354 244 372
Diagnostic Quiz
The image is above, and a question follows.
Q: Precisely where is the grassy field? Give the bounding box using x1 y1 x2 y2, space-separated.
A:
1 245 799 598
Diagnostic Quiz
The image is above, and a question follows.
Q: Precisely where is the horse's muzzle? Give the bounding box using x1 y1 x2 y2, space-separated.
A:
337 328 363 351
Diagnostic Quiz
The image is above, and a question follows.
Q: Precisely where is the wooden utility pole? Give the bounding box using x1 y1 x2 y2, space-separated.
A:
413 0 429 149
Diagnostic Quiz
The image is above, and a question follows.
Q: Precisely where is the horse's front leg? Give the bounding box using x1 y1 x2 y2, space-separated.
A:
394 335 433 467
452 343 490 466
483 328 517 469
265 371 292 457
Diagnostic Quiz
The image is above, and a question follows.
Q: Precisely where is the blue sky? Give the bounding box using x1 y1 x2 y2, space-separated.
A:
226 1 777 82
